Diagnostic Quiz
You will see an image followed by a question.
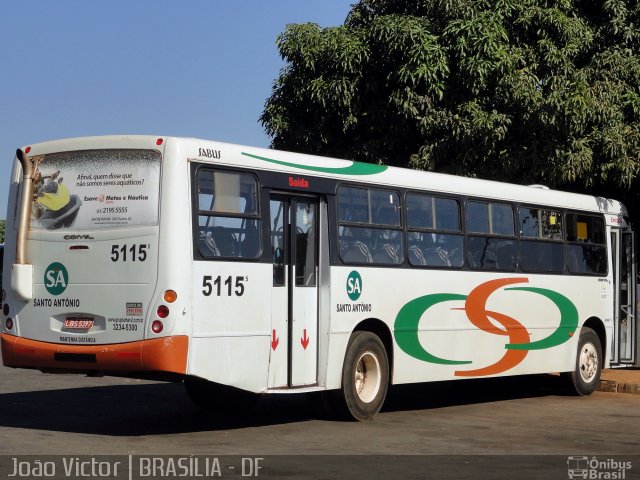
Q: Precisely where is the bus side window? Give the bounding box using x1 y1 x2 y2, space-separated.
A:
466 201 516 271
196 170 262 260
407 193 462 269
566 213 606 275
518 207 564 273
338 186 403 265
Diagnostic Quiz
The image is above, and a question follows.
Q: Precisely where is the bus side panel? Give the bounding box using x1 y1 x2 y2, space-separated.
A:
189 261 272 392
189 337 269 393
327 267 607 386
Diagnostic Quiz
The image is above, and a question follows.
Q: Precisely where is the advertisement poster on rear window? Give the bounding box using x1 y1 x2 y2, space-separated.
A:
30 150 160 230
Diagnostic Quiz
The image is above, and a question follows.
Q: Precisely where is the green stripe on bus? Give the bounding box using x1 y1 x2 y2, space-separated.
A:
241 152 388 176
394 293 473 365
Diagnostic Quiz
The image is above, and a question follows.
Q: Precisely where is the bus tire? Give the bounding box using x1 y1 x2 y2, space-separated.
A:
330 331 389 421
184 377 259 413
563 327 602 396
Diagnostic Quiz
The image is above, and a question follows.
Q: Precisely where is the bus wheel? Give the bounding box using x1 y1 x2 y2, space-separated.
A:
184 377 259 413
331 331 389 421
563 327 602 396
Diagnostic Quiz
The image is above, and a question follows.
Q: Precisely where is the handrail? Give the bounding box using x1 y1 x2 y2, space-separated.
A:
15 149 34 265
620 305 635 319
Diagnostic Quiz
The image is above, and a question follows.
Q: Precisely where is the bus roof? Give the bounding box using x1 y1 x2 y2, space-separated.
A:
18 135 627 221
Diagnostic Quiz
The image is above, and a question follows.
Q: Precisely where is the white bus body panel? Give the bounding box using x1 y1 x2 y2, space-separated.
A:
189 261 271 392
328 267 611 385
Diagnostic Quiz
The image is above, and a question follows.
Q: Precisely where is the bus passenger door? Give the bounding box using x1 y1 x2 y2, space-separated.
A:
268 196 319 388
611 229 636 365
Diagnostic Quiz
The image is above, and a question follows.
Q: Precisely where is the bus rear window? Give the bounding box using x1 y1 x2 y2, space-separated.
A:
29 149 161 231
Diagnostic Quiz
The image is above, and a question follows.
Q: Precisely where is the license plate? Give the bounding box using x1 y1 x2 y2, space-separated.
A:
63 318 94 329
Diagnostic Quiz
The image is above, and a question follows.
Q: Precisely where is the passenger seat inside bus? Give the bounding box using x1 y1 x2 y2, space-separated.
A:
372 242 399 264
408 233 449 267
198 228 237 257
241 222 260 258
341 228 373 264
372 206 401 264
198 232 220 257
408 244 427 265
212 227 237 256
425 247 450 266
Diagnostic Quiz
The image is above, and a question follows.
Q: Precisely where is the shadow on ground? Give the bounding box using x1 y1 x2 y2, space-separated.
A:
0 374 572 435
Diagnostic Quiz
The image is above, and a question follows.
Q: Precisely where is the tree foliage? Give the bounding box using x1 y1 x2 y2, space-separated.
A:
0 219 5 244
261 0 640 210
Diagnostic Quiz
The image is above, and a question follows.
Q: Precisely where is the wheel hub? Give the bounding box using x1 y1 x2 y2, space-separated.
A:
354 351 381 403
579 342 598 383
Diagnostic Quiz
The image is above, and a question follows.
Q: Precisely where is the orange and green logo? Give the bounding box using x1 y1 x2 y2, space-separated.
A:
393 278 578 376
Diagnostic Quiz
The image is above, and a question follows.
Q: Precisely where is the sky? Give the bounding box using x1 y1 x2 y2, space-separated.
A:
0 1 355 220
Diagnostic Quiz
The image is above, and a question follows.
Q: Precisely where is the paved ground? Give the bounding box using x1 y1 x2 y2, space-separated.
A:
0 364 638 478
0 365 638 455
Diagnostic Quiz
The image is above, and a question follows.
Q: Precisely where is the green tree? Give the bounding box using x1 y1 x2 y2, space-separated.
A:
0 219 5 244
261 0 640 214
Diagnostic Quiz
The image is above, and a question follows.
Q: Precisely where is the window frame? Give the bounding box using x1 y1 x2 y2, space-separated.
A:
194 166 263 261
331 181 609 278
565 211 608 276
405 191 464 269
516 205 565 274
464 199 517 271
337 184 405 266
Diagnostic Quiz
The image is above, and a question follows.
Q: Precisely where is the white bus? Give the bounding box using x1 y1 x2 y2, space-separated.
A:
1 136 637 420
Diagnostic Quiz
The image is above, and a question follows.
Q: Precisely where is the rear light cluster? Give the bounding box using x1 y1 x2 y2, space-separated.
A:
151 320 163 334
1 294 12 331
152 290 177 335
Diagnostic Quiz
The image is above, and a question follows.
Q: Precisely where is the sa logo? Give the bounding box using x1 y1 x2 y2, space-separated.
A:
44 262 69 296
346 270 362 301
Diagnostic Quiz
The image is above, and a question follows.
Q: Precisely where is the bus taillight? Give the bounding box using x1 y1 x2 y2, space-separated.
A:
151 320 163 334
156 305 169 318
5 318 13 330
2 303 8 316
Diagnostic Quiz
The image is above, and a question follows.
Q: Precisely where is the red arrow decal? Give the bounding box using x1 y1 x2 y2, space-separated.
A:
301 329 310 350
271 329 279 351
